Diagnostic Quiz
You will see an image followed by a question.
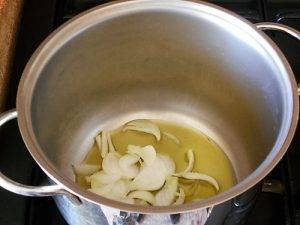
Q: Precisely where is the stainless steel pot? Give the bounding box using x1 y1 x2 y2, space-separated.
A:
0 0 299 224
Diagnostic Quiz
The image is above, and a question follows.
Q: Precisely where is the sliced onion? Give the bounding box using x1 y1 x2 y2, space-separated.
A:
101 131 109 158
89 183 113 196
181 182 198 197
130 157 166 191
90 179 130 200
102 152 122 175
179 172 219 191
123 120 161 141
85 176 91 183
110 179 130 198
184 149 194 173
119 154 140 179
90 179 104 189
72 164 100 176
134 199 149 205
163 132 180 145
174 187 185 205
127 191 155 205
107 132 116 153
127 145 156 166
120 197 135 204
154 176 178 206
95 134 102 153
174 149 194 176
88 171 121 188
183 149 195 173
157 154 175 176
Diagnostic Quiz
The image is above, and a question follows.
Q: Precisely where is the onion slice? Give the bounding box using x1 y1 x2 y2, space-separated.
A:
88 171 121 188
72 164 100 176
102 152 122 175
95 134 102 154
184 149 194 173
127 191 155 205
174 149 194 176
163 132 180 145
111 179 130 198
135 199 149 205
127 145 156 166
157 154 176 176
121 197 135 204
101 131 109 158
154 176 178 206
130 157 167 191
89 183 113 196
123 120 161 141
119 154 140 179
174 187 185 205
89 179 130 202
107 132 116 153
179 172 219 191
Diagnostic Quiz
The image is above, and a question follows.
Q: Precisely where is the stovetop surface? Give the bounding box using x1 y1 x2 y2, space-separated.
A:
0 0 299 225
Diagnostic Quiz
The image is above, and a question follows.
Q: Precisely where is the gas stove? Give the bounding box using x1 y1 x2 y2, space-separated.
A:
0 0 299 225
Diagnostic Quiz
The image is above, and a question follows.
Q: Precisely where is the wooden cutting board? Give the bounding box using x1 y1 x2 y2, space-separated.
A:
0 0 23 111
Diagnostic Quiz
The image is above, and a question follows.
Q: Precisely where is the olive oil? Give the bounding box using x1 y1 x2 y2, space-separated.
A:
77 120 236 203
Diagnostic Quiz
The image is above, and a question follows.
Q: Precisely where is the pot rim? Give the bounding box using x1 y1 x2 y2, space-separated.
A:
16 0 299 213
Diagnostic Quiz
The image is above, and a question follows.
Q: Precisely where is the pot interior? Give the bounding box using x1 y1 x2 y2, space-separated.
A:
25 1 293 206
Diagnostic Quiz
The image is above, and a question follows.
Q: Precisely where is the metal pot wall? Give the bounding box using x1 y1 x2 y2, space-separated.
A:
0 0 299 224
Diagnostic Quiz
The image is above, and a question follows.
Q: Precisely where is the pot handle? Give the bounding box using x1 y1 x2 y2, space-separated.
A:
0 109 81 204
255 22 300 95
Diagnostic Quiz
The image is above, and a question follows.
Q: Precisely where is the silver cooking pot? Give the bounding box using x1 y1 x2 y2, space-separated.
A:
0 0 299 224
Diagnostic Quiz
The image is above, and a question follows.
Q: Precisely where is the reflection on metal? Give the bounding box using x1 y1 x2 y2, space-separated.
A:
256 22 300 96
275 11 300 23
0 109 81 204
224 185 260 225
262 179 284 195
0 109 62 197
256 22 300 40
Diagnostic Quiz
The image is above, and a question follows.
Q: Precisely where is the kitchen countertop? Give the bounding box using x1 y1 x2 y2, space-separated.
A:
0 0 23 111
